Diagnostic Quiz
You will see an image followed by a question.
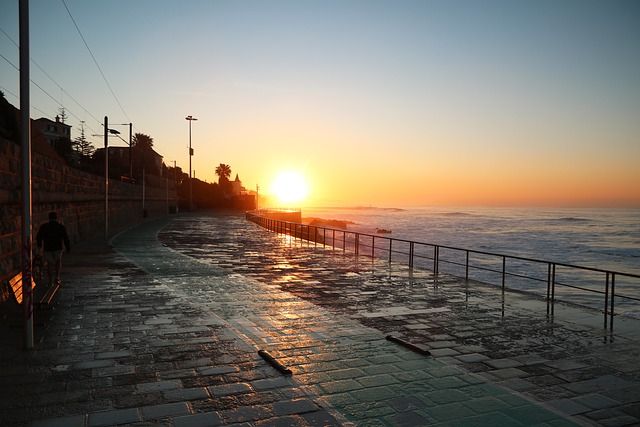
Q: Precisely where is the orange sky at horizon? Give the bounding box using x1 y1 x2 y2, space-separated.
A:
2 1 639 209
245 124 639 209
259 157 640 209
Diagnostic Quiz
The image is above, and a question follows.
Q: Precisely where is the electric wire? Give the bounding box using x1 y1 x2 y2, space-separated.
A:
2 4 138 145
61 0 131 124
0 50 100 138
0 27 101 136
1 26 103 129
0 84 50 118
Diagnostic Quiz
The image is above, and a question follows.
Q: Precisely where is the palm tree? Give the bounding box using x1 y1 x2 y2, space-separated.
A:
215 163 232 184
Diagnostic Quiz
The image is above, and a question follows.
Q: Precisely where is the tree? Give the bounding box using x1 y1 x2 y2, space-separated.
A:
130 132 162 178
73 120 94 157
132 133 153 151
57 107 68 123
215 163 232 183
215 163 232 195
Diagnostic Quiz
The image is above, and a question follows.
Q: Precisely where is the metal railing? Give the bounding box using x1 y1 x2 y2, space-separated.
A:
246 212 640 331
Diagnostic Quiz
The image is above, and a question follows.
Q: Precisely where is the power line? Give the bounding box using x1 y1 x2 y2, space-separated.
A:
61 0 131 123
2 26 103 127
0 84 50 118
0 27 102 135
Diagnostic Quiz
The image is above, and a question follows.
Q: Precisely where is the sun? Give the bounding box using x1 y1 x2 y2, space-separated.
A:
271 171 309 206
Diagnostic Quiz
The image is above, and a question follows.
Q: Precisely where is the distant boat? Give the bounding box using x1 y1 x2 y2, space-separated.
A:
376 228 392 234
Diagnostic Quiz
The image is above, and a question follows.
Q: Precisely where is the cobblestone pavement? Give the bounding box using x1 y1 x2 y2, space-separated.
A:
0 212 638 426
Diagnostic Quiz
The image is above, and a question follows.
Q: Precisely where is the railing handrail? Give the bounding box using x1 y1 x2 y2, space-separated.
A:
249 214 638 279
246 212 640 331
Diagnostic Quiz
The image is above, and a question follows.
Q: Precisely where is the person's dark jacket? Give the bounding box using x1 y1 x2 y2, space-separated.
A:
36 221 71 252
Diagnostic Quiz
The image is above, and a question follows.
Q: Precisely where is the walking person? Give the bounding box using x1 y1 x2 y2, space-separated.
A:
36 211 71 286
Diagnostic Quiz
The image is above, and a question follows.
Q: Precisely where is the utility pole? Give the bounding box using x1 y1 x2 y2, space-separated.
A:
128 123 132 179
185 116 197 210
19 0 33 349
104 116 109 239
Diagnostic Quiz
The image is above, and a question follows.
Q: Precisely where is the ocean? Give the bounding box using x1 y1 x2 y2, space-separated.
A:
301 206 640 317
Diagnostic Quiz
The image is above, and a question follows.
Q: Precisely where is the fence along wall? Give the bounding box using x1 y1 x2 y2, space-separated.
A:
0 137 176 302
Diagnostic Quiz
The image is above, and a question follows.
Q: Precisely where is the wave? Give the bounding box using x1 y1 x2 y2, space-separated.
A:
588 247 640 259
558 217 593 222
440 212 475 217
551 217 593 223
314 206 406 212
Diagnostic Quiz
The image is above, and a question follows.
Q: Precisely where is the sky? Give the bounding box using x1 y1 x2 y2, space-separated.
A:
1 0 639 208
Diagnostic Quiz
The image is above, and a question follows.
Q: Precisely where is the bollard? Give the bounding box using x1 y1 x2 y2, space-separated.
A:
386 335 431 356
258 350 293 375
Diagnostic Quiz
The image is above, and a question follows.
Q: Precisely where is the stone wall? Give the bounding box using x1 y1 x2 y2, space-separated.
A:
0 138 176 302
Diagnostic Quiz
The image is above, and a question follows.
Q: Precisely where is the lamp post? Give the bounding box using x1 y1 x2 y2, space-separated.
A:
19 0 33 349
101 119 124 239
104 116 109 240
185 115 197 210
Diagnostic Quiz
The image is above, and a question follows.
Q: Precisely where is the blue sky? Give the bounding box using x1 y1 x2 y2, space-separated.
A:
1 0 639 207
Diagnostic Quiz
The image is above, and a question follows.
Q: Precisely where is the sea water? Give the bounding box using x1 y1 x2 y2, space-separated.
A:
302 206 640 316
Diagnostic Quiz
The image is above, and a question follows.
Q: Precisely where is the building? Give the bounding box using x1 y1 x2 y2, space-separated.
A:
230 174 247 195
33 116 71 147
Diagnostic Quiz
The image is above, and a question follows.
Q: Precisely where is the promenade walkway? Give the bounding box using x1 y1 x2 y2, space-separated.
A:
1 212 638 426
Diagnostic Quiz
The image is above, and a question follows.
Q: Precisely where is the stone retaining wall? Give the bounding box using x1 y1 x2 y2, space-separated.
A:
0 137 176 302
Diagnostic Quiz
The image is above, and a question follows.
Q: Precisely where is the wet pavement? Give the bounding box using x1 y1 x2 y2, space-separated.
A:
1 212 639 426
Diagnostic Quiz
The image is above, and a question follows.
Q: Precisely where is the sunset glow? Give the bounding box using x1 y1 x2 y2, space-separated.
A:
270 171 309 206
1 2 639 208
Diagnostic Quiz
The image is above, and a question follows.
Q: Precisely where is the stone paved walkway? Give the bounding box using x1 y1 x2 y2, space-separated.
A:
0 212 638 426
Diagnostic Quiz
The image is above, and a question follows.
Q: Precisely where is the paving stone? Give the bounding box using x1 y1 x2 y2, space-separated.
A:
356 374 400 388
301 410 344 426
208 382 252 396
136 379 183 394
30 415 86 427
455 353 490 363
546 398 592 415
271 398 319 415
3 213 638 427
390 410 429 426
141 402 192 419
87 408 141 426
574 393 621 410
220 405 273 423
490 367 530 379
173 411 225 427
163 387 210 402
320 379 363 394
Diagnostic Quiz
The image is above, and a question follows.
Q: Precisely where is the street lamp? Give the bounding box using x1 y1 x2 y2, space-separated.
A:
185 115 197 210
111 123 133 178
100 119 129 239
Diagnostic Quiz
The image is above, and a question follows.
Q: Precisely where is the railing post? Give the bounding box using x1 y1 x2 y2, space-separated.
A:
502 256 506 292
465 250 469 280
546 263 552 315
610 273 616 332
389 239 392 263
433 246 439 274
551 264 556 315
342 232 346 253
604 272 610 330
355 233 360 255
372 236 375 258
409 242 414 269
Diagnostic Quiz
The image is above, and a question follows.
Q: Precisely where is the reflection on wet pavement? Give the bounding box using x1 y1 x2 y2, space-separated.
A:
154 213 640 426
